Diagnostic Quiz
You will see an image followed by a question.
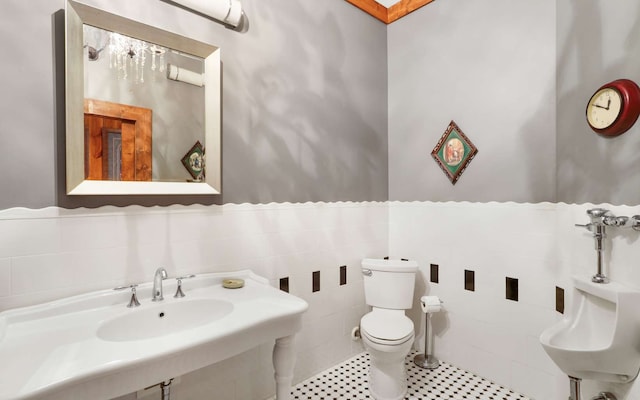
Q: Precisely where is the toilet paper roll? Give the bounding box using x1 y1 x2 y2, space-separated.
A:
351 326 361 341
420 295 442 313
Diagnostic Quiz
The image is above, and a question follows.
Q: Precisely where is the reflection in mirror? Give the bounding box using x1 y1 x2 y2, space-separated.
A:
84 98 153 181
66 0 221 195
83 25 205 183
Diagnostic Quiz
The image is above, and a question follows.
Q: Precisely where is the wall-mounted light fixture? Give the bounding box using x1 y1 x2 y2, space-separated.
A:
166 64 204 87
162 0 247 31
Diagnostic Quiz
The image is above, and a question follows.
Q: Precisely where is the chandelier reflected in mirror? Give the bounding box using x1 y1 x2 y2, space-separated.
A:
84 25 167 84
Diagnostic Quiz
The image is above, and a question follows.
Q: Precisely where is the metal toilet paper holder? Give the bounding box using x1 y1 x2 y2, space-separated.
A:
414 296 443 369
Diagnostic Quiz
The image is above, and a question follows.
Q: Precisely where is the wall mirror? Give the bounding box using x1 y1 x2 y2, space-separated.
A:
65 0 221 195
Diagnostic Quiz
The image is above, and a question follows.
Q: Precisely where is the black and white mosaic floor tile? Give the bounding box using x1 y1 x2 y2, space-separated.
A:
291 352 531 400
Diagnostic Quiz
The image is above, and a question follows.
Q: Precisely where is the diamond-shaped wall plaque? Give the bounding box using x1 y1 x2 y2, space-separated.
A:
431 120 478 185
181 141 205 181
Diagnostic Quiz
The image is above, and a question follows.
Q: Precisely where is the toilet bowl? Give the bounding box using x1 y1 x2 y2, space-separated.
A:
360 258 418 400
540 275 640 383
361 308 415 400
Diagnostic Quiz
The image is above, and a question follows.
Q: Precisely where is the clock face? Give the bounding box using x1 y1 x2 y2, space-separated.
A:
586 87 622 130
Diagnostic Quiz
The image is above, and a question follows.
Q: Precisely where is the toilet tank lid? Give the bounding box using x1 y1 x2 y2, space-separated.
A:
362 258 418 272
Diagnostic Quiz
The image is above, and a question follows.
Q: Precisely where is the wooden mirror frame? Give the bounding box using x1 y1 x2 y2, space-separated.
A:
65 0 221 195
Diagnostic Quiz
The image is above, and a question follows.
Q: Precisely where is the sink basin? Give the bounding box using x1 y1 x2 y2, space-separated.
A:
98 299 233 341
0 270 308 400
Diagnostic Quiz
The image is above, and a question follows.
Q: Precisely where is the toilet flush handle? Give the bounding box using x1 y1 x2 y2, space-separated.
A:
362 269 373 277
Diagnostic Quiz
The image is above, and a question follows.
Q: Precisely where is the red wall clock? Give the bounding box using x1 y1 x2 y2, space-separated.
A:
586 79 640 137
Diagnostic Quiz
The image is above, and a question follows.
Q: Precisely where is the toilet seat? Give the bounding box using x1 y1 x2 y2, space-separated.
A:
361 328 414 346
361 309 414 345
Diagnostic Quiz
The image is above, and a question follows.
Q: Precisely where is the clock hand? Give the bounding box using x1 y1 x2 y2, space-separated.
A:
594 104 609 109
606 99 611 110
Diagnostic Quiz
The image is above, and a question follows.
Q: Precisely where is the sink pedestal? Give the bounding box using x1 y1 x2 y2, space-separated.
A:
273 335 296 400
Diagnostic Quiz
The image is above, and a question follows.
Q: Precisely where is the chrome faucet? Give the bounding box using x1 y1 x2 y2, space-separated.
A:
576 208 640 284
152 267 168 302
576 208 610 284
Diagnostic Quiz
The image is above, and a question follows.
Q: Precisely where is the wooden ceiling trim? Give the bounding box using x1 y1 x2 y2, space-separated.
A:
346 0 435 24
345 0 389 24
387 0 435 24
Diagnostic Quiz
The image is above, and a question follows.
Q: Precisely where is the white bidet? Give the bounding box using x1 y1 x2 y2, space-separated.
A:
540 275 640 383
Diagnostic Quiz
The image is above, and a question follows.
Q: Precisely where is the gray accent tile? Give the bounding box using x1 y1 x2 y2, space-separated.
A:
556 286 565 314
430 263 439 284
464 269 475 291
312 271 320 293
279 277 289 293
339 266 347 286
506 277 518 301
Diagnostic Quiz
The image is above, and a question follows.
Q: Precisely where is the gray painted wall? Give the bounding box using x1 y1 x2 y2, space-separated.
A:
10 0 635 209
388 0 557 203
0 1 58 209
556 0 640 205
0 0 388 209
388 0 640 206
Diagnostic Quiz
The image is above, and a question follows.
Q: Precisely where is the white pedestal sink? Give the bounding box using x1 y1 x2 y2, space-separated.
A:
97 298 234 341
0 270 308 400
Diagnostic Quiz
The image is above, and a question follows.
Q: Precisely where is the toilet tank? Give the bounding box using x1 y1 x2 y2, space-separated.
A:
362 258 418 310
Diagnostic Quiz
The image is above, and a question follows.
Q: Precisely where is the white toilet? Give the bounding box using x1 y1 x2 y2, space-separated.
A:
360 258 418 400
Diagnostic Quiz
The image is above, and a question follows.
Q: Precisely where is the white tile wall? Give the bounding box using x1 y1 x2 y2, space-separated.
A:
0 202 381 399
4 201 640 399
0 258 10 297
390 201 640 400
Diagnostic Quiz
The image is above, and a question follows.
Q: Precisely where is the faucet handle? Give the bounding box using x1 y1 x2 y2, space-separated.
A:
114 284 141 308
575 222 594 233
174 275 196 298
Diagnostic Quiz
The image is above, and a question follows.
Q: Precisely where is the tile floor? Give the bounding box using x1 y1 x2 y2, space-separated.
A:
290 352 531 400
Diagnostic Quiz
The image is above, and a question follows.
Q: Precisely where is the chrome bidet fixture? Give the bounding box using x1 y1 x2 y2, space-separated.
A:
575 208 610 284
575 208 640 284
152 267 168 301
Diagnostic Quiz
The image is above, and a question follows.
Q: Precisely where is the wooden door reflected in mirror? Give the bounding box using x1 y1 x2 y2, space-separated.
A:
84 99 151 181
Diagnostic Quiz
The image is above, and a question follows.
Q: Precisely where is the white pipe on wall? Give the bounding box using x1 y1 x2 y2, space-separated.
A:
168 0 244 28
166 64 204 87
